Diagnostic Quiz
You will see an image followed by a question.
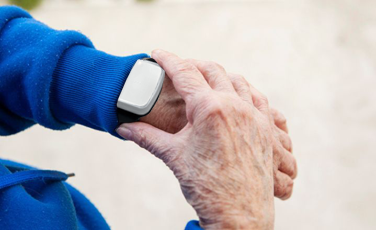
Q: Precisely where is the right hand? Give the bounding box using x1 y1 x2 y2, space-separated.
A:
141 65 297 201
226 73 297 200
117 50 276 229
270 108 297 199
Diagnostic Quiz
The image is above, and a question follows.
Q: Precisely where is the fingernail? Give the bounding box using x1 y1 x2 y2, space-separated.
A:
116 126 133 140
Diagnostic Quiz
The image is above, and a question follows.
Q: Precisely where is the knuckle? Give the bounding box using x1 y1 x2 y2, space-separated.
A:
237 74 247 83
280 132 292 150
231 73 246 83
274 183 285 198
273 144 283 160
272 108 287 125
286 136 293 151
253 91 269 110
274 178 294 200
198 96 228 119
175 60 197 74
185 58 196 63
204 61 225 72
259 93 269 105
270 108 278 117
229 74 253 98
206 98 225 114
278 113 287 124
274 169 295 198
282 180 294 200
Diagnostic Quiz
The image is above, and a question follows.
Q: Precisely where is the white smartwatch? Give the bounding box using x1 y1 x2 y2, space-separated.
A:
117 58 165 123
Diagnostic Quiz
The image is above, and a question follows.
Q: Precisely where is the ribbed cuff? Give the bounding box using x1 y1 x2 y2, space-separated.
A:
50 45 149 136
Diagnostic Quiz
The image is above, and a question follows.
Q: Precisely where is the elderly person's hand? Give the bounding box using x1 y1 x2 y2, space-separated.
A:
140 75 188 134
117 50 279 229
140 56 297 200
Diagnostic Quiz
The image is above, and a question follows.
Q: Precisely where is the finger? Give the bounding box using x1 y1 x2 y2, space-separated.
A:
152 50 210 103
117 122 178 165
274 171 294 200
271 108 289 133
248 83 269 115
227 73 253 105
187 59 236 93
277 147 298 179
277 128 293 152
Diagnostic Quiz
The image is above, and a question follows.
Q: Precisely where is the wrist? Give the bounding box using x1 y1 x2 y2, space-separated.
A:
202 215 273 230
191 189 274 230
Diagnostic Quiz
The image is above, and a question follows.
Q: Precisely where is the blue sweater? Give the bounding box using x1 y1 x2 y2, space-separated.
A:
0 6 201 230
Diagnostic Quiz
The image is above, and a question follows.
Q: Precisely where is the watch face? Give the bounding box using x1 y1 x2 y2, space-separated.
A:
117 59 165 116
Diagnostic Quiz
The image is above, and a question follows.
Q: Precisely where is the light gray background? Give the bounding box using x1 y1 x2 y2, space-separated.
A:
0 0 375 229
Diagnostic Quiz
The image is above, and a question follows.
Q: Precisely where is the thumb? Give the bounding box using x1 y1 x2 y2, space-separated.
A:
116 122 175 162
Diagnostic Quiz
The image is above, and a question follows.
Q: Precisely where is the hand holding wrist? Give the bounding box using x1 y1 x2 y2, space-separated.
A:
117 50 276 229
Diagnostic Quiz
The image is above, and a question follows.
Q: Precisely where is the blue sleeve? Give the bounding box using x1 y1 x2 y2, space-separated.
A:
0 6 148 136
185 220 203 230
0 6 198 229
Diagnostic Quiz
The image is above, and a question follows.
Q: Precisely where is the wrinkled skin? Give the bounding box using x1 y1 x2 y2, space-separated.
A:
141 62 297 200
140 76 187 134
118 50 288 229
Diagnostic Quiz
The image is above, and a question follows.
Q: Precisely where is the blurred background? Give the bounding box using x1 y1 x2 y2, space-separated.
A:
0 0 375 229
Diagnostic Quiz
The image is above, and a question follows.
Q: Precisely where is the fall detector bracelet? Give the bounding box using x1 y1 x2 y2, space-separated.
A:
117 58 165 124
